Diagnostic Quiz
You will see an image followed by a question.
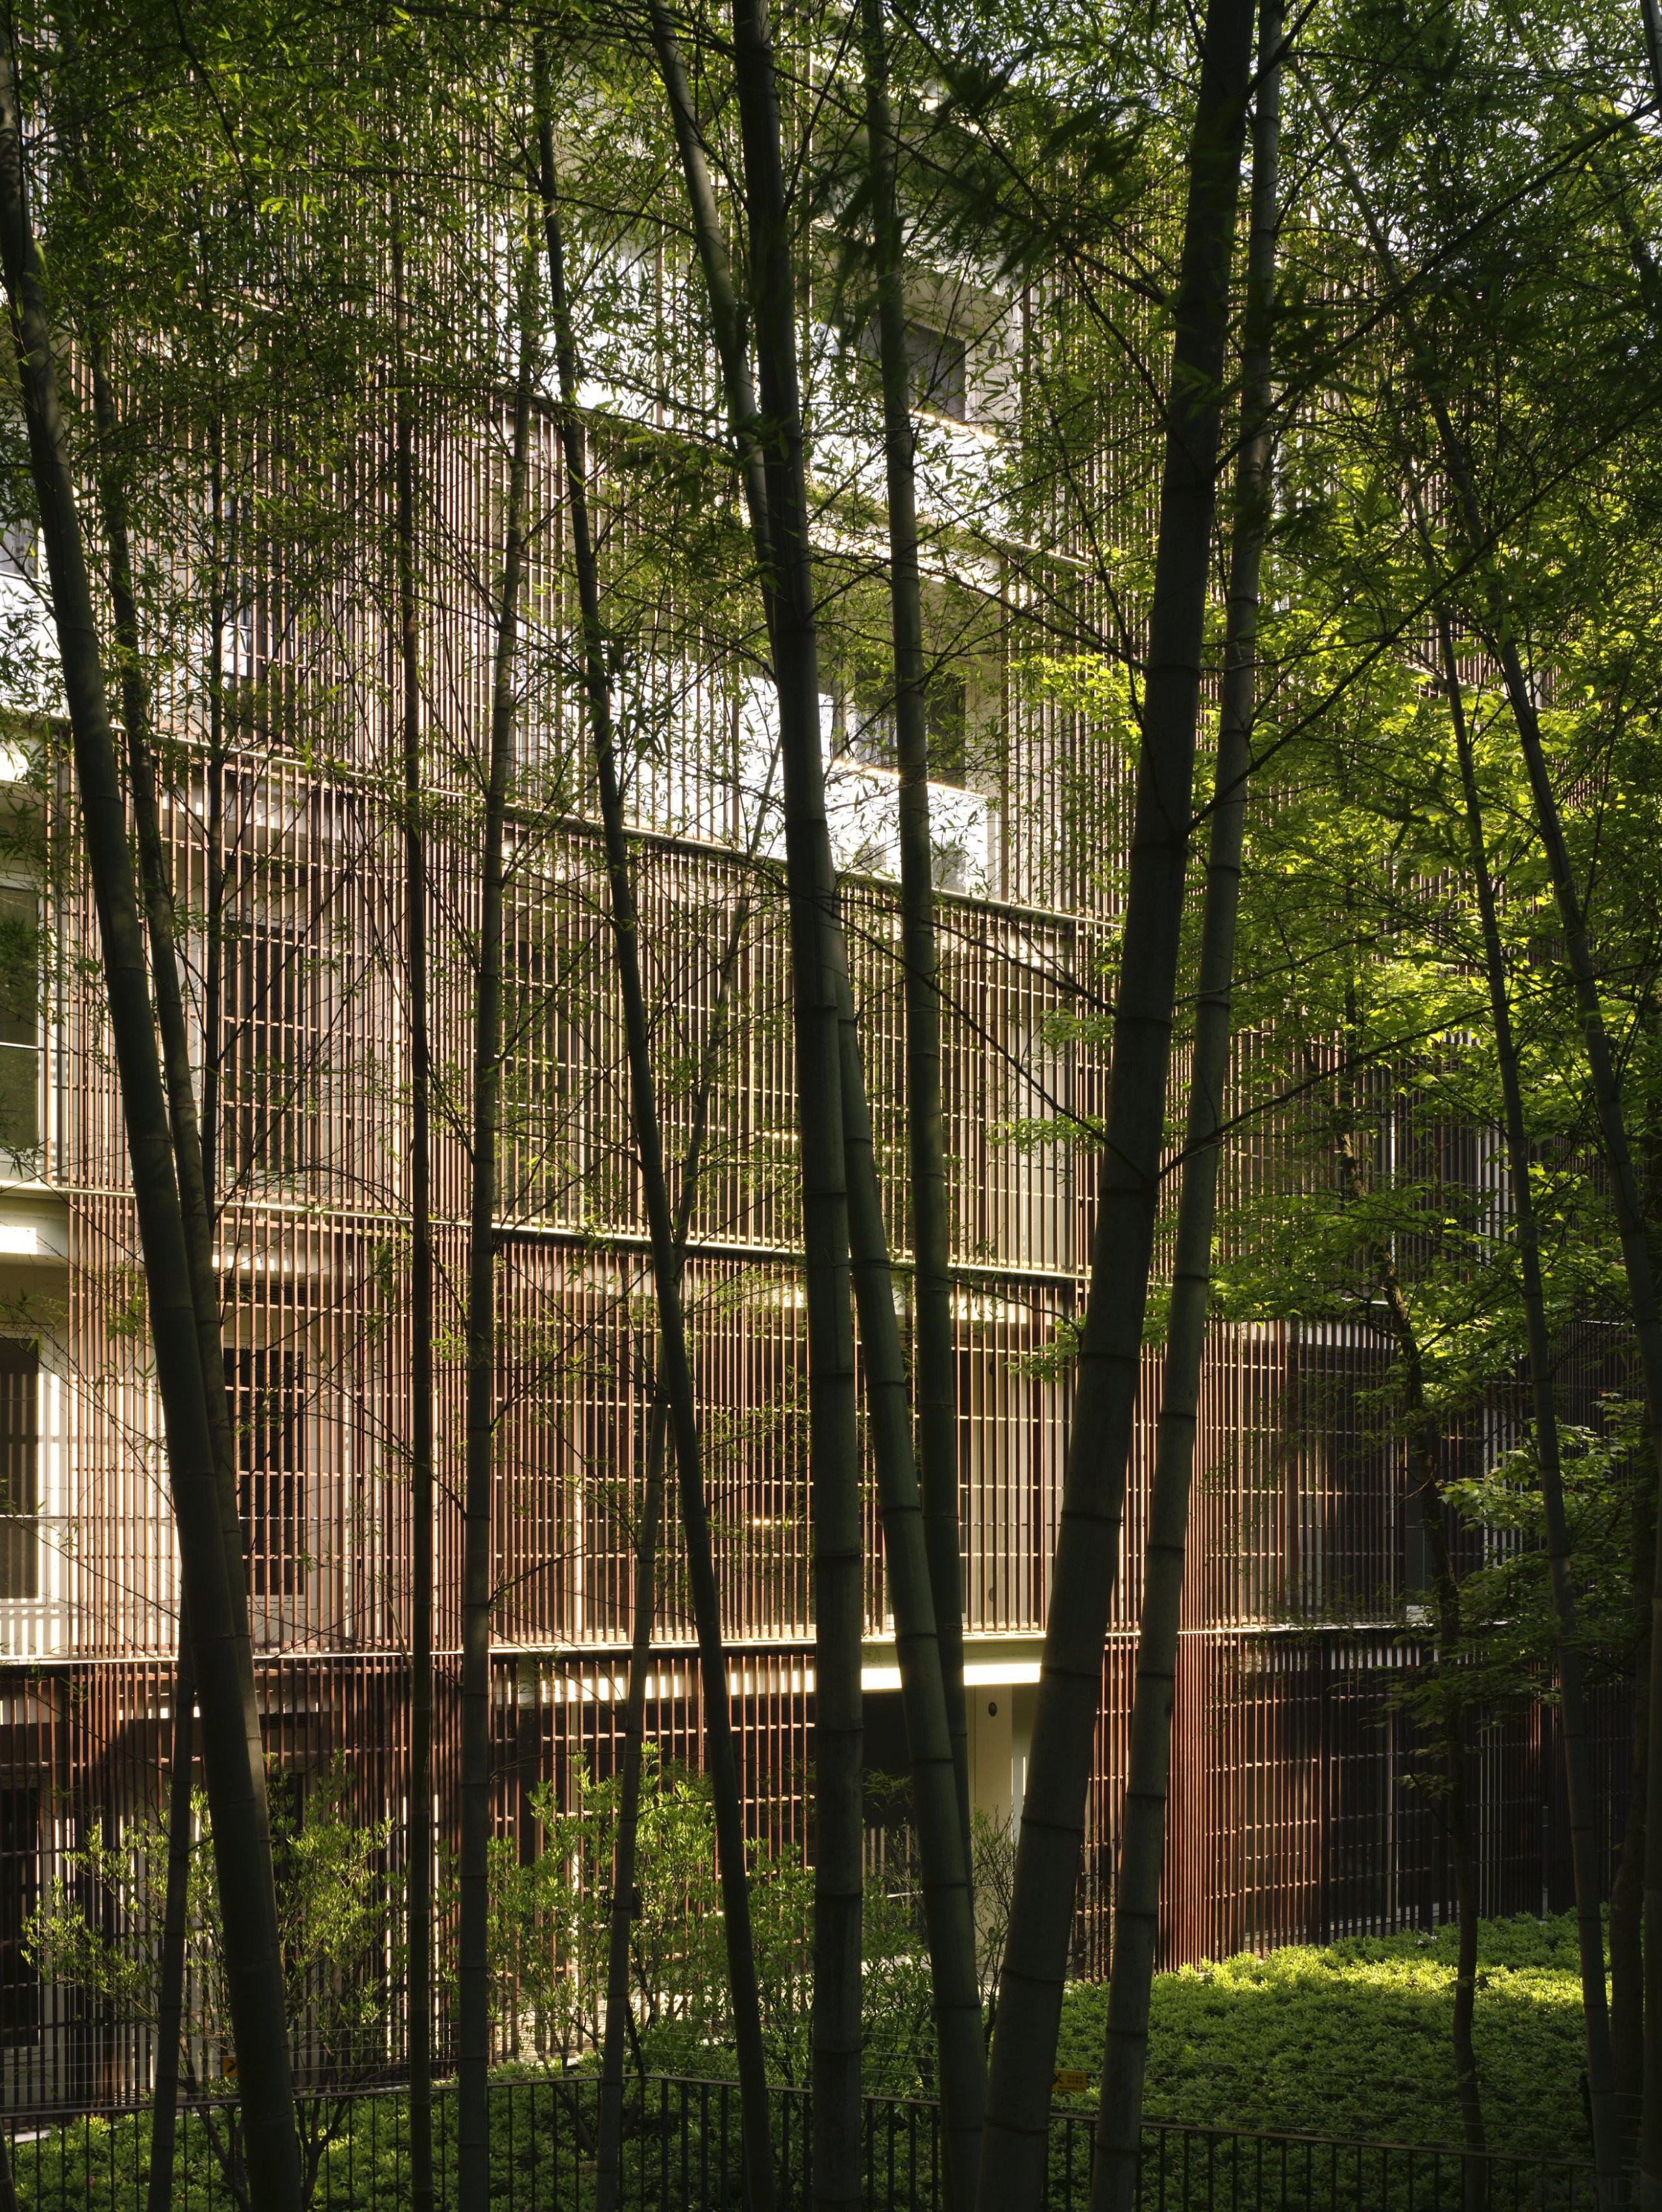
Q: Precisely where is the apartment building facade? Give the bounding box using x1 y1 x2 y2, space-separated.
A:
0 261 1624 2111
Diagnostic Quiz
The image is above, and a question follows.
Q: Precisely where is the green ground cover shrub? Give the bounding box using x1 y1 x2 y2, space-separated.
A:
3 1915 1594 2211
1051 1915 1591 2162
624 1905 1592 2162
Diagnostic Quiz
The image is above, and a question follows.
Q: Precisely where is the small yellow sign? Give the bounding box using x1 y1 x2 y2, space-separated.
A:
1052 2068 1091 2094
221 2053 239 2080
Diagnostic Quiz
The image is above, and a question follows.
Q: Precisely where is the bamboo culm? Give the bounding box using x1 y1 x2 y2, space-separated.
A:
391 225 437 2212
1337 1128 1489 2205
87 345 246 2212
1643 0 1662 120
149 1619 194 2212
832 976 987 2204
860 0 972 1880
75 69 245 1603
975 1 1256 2198
1461 591 1659 2212
534 124 778 2212
456 270 536 2212
595 1390 671 2212
1089 6 1281 2199
1310 94 1635 2193
654 8 988 2191
1615 1493 1652 2154
582 800 771 2206
0 46 300 2212
588 810 765 2209
645 14 864 2200
583 835 773 2204
1439 617 1621 2192
89 379 242 1583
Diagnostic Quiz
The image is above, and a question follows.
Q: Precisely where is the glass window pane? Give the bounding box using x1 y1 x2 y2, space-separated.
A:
0 889 38 1050
0 1044 36 1161
0 1339 39 1602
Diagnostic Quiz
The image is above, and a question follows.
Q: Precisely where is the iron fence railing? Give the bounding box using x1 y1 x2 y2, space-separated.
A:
0 2071 1606 2212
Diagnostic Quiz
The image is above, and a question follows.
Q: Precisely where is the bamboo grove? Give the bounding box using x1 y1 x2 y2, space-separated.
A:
0 0 1657 2206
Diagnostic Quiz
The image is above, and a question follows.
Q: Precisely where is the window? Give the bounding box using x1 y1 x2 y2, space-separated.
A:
1287 1339 1396 1619
861 1691 921 1884
0 1788 38 2046
0 1340 37 1601
225 1347 306 1597
0 515 34 580
904 324 967 420
923 675 968 788
836 671 895 770
0 887 39 1170
835 668 969 787
862 320 968 421
502 911 608 1220
223 911 309 1181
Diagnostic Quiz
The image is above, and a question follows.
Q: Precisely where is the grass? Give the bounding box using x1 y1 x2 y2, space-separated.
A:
1051 1913 1593 2163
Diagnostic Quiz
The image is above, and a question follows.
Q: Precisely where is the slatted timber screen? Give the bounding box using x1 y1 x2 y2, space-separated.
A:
0 226 1635 2113
20 726 1637 2107
0 1654 426 2113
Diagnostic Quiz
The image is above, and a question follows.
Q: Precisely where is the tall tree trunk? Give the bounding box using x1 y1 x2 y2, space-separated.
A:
86 343 245 2212
53 78 217 2170
974 2 1255 2200
456 267 536 2212
1361 1198 1489 2203
834 974 986 2201
0 49 300 2212
202 434 226 1228
1444 1745 1486 2212
533 132 777 2212
585 821 765 2211
644 18 864 2201
860 0 971 1880
1642 0 1662 125
92 365 193 2209
151 1618 194 2210
579 798 770 2202
73 123 241 2194
1450 604 1655 2212
733 62 982 2165
652 12 987 2193
1615 1484 1652 2155
595 1390 671 2207
1090 12 1281 2203
1313 89 1661 2202
391 229 437 2212
1438 612 1622 2189
1332 1103 1489 2201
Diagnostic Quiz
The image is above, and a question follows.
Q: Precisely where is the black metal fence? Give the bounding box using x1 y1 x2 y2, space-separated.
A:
0 2072 1604 2212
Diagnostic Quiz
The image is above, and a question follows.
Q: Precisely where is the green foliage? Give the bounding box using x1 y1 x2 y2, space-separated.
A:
5 1915 1598 2211
24 1758 399 2094
1053 1917 1598 2162
3 2079 591 2212
471 1750 726 2067
491 1758 1019 2096
1445 1401 1651 1705
6 0 1662 2178
23 1752 399 2209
